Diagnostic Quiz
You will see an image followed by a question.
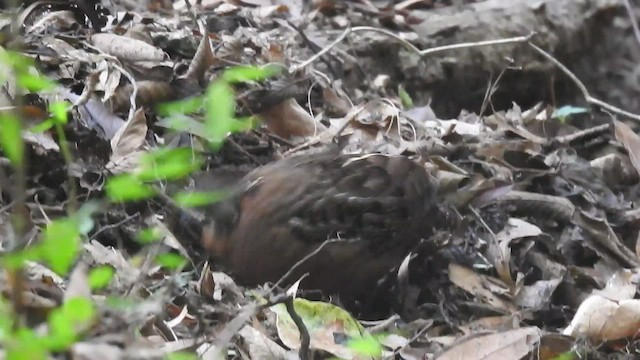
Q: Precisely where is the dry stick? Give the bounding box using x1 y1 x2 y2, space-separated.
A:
386 320 434 360
285 296 311 360
269 238 340 292
290 26 534 74
623 0 640 48
527 42 640 123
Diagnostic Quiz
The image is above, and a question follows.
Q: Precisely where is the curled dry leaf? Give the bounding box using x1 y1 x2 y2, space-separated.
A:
108 80 174 114
96 60 122 103
239 325 289 360
448 263 518 314
593 268 640 301
614 119 640 178
258 98 325 142
185 31 216 81
63 89 125 140
563 294 640 341
106 108 148 174
91 33 169 62
491 218 542 289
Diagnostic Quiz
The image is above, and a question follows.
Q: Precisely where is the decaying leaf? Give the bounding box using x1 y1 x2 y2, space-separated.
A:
106 108 148 174
270 298 374 360
436 327 542 360
563 294 640 341
91 33 170 62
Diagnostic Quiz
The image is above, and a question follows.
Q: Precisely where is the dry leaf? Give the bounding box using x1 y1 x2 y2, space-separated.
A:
614 119 640 178
106 108 148 174
563 294 640 341
258 98 325 141
91 33 169 62
436 327 542 360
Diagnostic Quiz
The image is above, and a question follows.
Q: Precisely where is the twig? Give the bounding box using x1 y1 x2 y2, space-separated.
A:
386 320 433 360
269 238 340 292
623 0 640 48
527 42 640 123
285 297 311 360
290 26 534 74
421 32 535 56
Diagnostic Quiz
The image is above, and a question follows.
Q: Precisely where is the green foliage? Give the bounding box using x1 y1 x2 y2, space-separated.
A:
30 100 70 133
105 174 157 201
222 64 281 83
0 114 24 166
165 351 199 360
398 84 413 108
45 297 95 351
136 227 163 244
6 328 48 360
88 266 115 290
0 50 97 359
173 190 225 207
156 96 204 117
39 217 81 275
346 334 383 358
136 147 203 182
155 253 187 270
0 53 279 360
552 351 577 360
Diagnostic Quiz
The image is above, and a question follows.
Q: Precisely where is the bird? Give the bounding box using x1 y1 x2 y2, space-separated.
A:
183 150 446 304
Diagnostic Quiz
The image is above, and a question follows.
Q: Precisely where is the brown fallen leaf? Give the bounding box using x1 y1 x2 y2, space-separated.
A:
436 327 542 360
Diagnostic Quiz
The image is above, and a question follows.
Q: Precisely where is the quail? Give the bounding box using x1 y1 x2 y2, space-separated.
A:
185 150 447 302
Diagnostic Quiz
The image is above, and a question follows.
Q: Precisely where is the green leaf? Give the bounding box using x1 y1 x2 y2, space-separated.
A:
347 335 383 357
271 299 369 359
1 247 41 270
0 114 24 166
137 147 202 182
165 352 199 360
46 297 95 351
173 190 226 207
204 81 235 149
398 85 413 108
64 297 96 323
161 114 207 135
157 96 204 116
222 64 281 83
2 51 35 71
88 266 115 290
49 101 69 124
39 218 80 275
155 253 186 270
17 72 55 92
137 227 163 244
551 351 577 360
29 119 55 133
46 309 76 351
165 351 200 360
105 174 157 202
7 328 47 360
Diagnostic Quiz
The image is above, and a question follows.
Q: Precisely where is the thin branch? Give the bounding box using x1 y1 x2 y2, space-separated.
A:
527 42 640 123
285 297 311 360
